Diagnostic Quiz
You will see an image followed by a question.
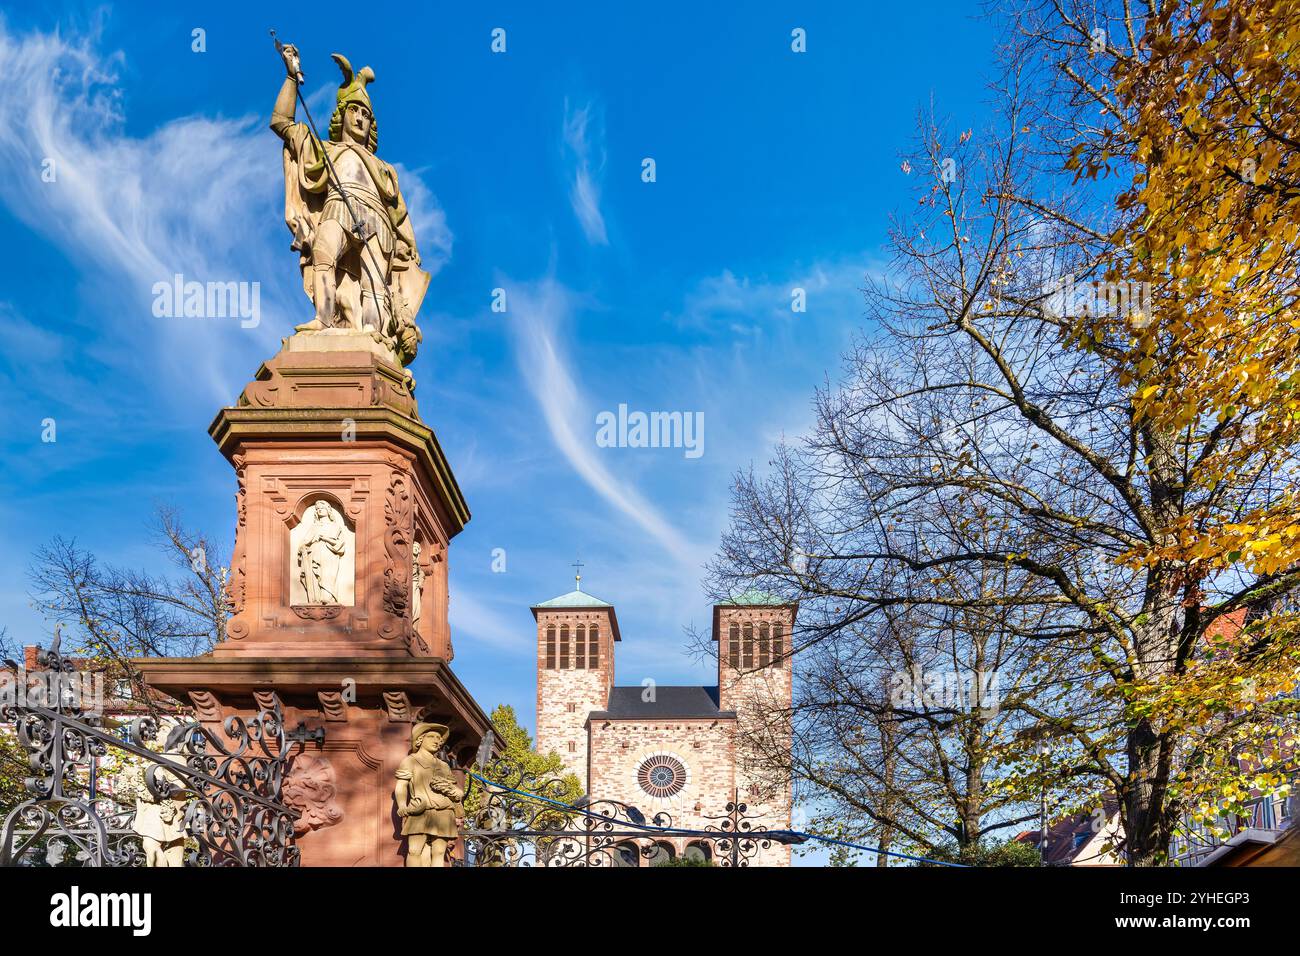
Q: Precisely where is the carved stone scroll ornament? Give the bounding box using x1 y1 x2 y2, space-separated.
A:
189 690 223 723
379 473 413 642
254 690 283 714
228 454 248 615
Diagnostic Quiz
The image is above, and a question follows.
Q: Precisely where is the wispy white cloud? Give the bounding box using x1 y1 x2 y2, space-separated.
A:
0 21 450 403
448 586 530 652
505 276 699 567
675 259 874 335
561 100 608 246
393 162 453 276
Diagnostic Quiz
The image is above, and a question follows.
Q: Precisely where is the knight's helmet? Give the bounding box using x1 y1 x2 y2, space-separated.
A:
328 53 378 152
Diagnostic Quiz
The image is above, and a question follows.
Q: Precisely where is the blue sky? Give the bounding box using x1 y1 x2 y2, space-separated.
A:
0 2 999 741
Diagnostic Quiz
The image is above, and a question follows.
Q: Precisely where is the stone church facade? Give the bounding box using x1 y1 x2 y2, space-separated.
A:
534 585 794 866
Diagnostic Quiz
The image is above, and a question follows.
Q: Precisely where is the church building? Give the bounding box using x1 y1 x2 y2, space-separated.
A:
533 573 795 866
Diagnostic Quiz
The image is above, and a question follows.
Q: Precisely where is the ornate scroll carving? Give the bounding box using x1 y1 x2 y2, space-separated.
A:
292 604 343 621
379 472 413 643
228 454 248 616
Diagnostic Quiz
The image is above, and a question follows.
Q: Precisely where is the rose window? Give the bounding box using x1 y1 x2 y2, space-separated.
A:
636 754 687 799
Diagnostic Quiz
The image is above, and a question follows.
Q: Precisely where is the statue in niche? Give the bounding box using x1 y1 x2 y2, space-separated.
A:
296 500 348 605
394 722 463 867
410 540 425 632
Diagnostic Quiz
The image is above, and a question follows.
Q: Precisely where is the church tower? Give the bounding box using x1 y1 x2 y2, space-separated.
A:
714 591 796 861
714 591 795 713
532 568 621 785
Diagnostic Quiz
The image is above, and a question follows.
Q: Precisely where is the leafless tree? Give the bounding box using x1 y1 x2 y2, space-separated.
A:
25 506 230 711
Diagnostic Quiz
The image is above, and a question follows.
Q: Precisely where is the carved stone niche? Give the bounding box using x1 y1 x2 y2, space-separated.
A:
288 495 356 610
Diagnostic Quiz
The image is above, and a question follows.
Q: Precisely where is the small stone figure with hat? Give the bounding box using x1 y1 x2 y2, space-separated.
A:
394 721 464 867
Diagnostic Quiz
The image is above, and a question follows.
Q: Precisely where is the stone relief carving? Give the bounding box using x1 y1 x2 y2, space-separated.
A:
379 473 412 644
284 755 345 835
381 474 412 616
228 453 248 615
291 499 356 607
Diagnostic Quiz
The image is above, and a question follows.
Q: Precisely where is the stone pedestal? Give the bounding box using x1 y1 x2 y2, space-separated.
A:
139 331 493 866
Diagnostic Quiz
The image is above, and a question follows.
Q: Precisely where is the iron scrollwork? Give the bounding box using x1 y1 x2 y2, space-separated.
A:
0 637 303 867
461 758 794 867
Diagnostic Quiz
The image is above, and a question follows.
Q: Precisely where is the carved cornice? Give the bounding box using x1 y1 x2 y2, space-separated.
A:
208 405 470 537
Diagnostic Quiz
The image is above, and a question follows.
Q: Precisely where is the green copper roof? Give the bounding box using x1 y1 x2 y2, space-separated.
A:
721 589 788 606
533 589 613 609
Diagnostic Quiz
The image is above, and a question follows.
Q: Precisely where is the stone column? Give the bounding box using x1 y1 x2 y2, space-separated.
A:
139 331 493 866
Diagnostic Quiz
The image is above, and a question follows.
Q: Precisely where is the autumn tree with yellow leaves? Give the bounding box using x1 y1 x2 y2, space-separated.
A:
708 0 1300 865
1022 0 1300 861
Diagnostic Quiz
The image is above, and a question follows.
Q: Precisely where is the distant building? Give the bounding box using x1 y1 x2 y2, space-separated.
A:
1016 802 1124 866
533 577 794 865
1170 605 1300 866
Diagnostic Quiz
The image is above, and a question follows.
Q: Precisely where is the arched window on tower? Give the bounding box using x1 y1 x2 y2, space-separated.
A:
758 622 771 667
559 625 570 668
546 625 556 669
742 621 754 669
772 624 784 667
728 622 740 667
589 624 600 668
575 624 587 669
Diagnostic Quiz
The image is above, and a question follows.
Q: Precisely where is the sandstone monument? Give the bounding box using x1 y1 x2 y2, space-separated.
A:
138 40 492 866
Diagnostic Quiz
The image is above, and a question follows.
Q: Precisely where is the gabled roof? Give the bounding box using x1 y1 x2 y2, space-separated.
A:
531 589 621 641
589 685 735 720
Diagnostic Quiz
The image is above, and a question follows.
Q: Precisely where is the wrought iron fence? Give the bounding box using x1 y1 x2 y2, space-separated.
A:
460 759 800 867
0 639 301 867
